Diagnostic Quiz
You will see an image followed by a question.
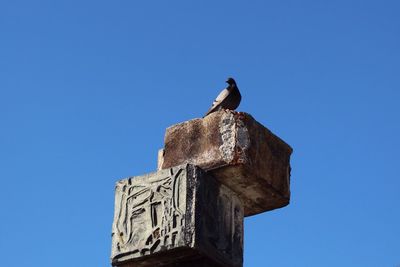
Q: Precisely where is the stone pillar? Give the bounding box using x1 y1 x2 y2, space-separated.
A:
111 164 243 267
111 110 292 267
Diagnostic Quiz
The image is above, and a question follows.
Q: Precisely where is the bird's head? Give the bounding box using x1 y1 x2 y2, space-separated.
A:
226 77 236 85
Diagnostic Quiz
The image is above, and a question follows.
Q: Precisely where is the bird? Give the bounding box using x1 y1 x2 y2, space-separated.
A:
204 77 242 117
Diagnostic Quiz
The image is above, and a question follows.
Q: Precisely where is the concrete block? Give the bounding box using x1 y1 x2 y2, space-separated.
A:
161 110 293 216
111 164 243 267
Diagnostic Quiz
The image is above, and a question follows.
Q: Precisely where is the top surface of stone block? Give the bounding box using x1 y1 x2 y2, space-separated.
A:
161 110 293 216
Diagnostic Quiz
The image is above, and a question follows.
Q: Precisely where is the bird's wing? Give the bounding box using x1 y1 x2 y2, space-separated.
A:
205 88 229 115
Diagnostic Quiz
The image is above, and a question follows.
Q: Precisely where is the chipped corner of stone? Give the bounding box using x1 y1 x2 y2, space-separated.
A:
218 110 251 164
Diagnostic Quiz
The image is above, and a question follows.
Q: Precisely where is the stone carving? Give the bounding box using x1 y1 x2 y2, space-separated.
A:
197 176 243 266
112 166 188 260
111 164 243 267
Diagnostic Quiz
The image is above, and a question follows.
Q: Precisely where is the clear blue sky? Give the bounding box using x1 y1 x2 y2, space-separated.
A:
1 1 399 266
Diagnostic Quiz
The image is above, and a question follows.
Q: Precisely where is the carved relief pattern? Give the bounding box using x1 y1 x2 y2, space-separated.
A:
201 181 244 265
112 166 187 258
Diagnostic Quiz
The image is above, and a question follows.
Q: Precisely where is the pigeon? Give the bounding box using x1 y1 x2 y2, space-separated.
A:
204 77 242 117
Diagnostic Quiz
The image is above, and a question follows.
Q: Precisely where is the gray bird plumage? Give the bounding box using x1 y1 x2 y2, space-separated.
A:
204 77 242 117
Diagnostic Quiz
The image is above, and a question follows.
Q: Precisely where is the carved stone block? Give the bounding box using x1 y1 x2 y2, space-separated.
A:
160 110 293 216
111 164 243 267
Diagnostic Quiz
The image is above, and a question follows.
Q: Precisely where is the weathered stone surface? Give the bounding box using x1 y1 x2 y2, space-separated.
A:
161 110 293 217
157 149 165 171
111 164 243 267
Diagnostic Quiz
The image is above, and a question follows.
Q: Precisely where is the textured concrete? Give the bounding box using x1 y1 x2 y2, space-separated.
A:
111 164 243 267
160 110 293 216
